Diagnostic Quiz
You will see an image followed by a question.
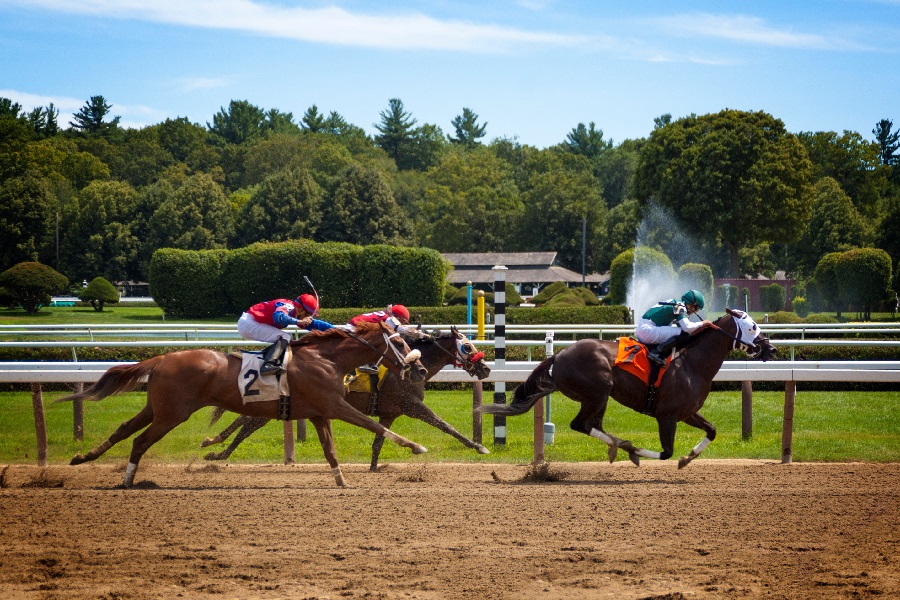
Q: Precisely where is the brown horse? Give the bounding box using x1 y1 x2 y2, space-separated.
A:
57 321 428 488
479 309 776 468
201 326 492 470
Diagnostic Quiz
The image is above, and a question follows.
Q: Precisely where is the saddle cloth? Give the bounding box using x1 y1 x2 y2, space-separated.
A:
614 337 668 386
344 364 388 394
236 346 291 404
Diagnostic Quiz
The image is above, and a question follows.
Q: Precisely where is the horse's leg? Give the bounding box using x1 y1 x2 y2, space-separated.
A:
326 399 428 455
201 414 250 448
369 415 396 472
70 403 154 465
204 417 269 460
402 402 490 456
121 414 191 488
677 412 717 469
309 416 346 487
565 394 625 464
596 416 678 467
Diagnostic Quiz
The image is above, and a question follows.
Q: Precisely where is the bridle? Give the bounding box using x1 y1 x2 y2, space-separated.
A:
706 314 770 359
345 328 422 380
420 327 485 376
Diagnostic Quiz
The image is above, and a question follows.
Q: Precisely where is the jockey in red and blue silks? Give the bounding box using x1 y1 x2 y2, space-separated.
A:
348 304 411 331
238 293 333 374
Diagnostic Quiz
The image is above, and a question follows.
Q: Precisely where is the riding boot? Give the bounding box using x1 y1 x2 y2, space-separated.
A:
261 338 289 374
647 337 678 366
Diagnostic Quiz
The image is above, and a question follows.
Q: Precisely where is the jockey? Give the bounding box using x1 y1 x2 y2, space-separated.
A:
348 304 411 332
347 304 413 373
238 293 334 374
636 289 712 366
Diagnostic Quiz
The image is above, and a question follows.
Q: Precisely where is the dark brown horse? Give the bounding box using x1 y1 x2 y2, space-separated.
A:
479 309 776 468
201 326 492 470
57 321 428 487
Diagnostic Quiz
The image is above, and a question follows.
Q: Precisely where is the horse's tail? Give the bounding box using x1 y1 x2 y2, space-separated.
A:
477 356 556 416
209 406 227 427
55 356 164 403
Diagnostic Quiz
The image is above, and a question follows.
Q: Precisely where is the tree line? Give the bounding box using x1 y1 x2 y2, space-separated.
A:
1 95 898 299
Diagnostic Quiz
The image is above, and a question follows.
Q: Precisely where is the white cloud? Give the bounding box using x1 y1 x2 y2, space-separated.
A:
175 76 231 92
654 13 829 49
0 89 165 127
0 89 84 112
12 0 585 52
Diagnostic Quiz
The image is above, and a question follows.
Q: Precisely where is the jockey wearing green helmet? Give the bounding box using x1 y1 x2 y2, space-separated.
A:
636 289 712 366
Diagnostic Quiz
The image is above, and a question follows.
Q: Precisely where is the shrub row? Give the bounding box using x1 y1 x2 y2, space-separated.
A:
149 240 448 318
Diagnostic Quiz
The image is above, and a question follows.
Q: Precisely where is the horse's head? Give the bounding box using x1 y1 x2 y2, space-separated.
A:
722 308 777 361
448 325 491 380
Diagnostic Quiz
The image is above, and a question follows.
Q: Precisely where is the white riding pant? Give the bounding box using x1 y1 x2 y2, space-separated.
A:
237 312 291 343
635 319 681 345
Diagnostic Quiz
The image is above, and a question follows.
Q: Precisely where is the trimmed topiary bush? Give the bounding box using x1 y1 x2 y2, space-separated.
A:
531 281 569 305
79 276 120 311
0 262 68 313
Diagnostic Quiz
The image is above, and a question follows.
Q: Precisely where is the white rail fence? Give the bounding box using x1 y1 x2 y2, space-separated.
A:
3 325 899 467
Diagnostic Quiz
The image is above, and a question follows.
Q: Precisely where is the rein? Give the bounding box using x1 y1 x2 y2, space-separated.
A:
344 329 413 374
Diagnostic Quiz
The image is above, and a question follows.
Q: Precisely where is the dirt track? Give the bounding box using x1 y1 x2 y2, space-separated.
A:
1 459 898 599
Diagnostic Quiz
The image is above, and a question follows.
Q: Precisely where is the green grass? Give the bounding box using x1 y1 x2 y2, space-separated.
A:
2 389 898 465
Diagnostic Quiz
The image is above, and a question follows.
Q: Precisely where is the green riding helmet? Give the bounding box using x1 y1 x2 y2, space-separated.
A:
681 289 705 309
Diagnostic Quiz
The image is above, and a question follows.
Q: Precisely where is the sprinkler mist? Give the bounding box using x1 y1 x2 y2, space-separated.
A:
627 202 718 323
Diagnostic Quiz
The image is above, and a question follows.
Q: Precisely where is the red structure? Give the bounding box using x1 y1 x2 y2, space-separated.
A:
714 274 797 312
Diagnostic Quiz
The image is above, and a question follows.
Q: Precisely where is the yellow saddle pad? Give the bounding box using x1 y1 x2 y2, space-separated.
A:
344 365 388 394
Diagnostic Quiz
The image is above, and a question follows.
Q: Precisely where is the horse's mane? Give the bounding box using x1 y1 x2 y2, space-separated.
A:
291 321 381 347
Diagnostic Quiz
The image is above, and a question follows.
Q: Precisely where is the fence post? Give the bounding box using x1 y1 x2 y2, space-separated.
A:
472 290 485 444
283 420 295 464
73 382 84 441
781 380 796 464
543 331 555 446
741 381 753 440
31 382 48 467
492 266 507 446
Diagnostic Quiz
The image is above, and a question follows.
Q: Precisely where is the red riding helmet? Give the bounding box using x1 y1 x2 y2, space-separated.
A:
296 293 319 316
388 304 410 323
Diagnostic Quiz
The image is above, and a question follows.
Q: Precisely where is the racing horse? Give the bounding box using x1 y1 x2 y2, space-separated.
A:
57 321 428 487
479 308 776 468
201 326 493 470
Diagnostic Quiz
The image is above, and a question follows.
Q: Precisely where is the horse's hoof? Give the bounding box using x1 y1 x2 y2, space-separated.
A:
629 452 641 466
475 445 490 455
200 437 215 448
70 454 85 466
410 444 428 455
677 456 691 469
203 452 223 461
607 446 618 463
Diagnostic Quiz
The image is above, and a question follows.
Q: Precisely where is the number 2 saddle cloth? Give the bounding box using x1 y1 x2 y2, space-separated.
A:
236 346 292 404
614 337 669 387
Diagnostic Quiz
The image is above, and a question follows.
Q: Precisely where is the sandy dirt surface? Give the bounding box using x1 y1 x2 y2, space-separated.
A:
1 459 898 599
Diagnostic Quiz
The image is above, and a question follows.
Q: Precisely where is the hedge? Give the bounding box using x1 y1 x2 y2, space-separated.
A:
149 240 448 318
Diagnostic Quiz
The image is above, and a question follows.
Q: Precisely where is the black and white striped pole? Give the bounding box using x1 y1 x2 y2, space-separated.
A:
492 265 507 446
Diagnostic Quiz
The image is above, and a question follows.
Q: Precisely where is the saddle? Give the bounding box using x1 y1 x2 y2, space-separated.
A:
344 365 388 416
614 337 670 415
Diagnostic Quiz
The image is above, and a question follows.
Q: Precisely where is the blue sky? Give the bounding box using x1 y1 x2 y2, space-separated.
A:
1 0 898 148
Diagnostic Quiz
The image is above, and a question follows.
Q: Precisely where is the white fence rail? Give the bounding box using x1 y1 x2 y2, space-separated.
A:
3 323 898 467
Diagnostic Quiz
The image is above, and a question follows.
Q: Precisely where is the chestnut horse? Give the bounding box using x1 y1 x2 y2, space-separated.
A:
57 321 428 488
479 309 776 468
201 326 492 470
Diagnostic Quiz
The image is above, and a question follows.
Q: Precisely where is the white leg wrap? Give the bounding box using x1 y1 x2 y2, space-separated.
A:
123 462 137 486
589 428 615 446
635 448 662 459
692 437 712 454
